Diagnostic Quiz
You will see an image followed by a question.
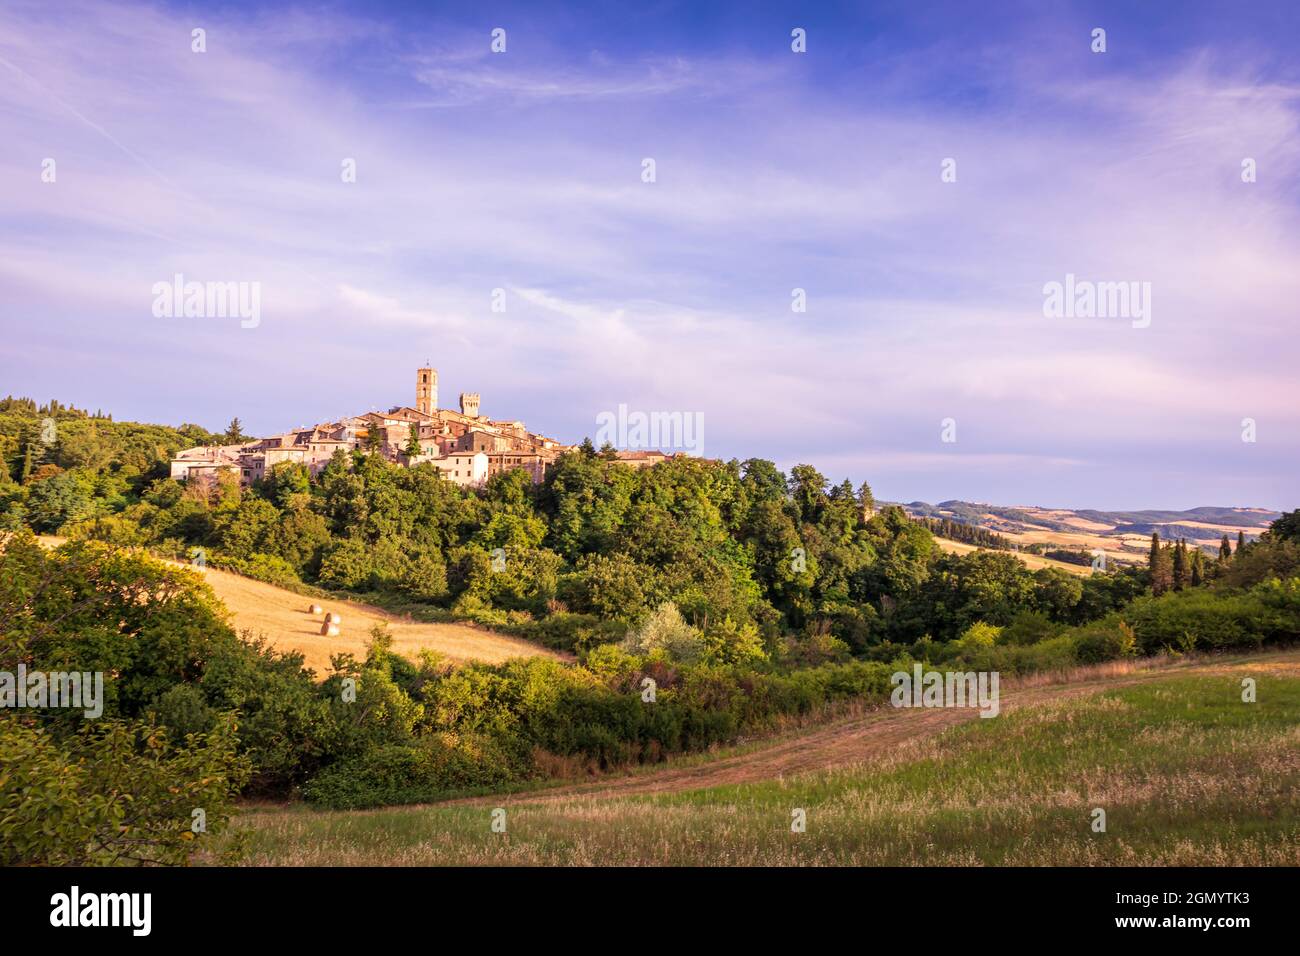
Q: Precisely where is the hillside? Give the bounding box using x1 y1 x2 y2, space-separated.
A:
184 563 568 674
37 536 565 674
902 501 1278 565
224 648 1300 865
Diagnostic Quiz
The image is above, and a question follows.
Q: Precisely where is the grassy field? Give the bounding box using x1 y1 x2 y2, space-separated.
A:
223 657 1300 865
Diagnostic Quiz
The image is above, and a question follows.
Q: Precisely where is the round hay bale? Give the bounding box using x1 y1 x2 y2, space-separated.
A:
320 622 341 637
309 604 323 615
325 612 343 625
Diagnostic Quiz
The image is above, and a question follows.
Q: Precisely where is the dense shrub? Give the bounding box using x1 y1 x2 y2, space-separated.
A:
301 732 522 809
1071 619 1137 664
1123 583 1297 654
518 611 626 654
213 552 303 588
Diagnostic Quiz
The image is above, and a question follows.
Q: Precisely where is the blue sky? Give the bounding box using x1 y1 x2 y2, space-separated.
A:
1 0 1297 510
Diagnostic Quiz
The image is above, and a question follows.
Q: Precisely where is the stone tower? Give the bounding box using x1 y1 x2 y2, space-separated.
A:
416 367 437 416
459 392 480 418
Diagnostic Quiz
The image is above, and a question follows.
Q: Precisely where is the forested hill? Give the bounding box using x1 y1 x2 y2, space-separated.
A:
4 394 1300 846
0 395 223 485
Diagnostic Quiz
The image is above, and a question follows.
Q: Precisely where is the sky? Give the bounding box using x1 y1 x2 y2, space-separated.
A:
1 0 1297 511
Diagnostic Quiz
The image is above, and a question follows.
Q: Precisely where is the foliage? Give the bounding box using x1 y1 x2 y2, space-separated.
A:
1 397 1297 816
0 714 248 866
620 602 706 662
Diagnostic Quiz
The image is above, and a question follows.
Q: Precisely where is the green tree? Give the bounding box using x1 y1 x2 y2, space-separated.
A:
1149 532 1172 596
264 461 311 508
857 480 875 520
570 552 649 621
18 440 34 483
788 464 829 526
1270 510 1300 543
24 470 94 532
0 715 248 866
223 417 245 444
1172 539 1189 591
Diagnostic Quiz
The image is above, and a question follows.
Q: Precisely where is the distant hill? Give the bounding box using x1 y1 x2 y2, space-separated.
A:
893 501 1280 563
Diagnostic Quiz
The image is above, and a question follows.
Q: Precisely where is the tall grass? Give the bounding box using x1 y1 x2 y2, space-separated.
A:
220 662 1300 866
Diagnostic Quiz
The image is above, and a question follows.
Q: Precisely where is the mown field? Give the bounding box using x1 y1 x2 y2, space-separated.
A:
222 653 1300 866
37 535 564 674
932 536 1095 575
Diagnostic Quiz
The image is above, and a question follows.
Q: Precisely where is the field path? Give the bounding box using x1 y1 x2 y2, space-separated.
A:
38 535 565 674
446 650 1300 805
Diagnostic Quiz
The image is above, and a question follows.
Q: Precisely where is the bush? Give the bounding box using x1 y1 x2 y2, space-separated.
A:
956 620 1001 649
1000 611 1065 646
522 612 626 654
1123 584 1294 654
213 552 303 588
301 732 523 809
621 602 705 662
1071 619 1137 664
954 634 1079 675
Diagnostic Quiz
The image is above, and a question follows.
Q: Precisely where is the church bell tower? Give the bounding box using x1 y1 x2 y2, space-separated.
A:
416 366 437 416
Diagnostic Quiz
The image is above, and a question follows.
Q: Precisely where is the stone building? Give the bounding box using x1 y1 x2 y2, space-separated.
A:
171 366 577 491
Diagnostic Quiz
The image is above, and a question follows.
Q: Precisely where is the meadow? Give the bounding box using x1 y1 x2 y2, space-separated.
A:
223 654 1300 866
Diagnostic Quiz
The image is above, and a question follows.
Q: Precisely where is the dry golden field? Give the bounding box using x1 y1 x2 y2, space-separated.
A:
183 563 567 674
931 536 1095 575
38 535 565 675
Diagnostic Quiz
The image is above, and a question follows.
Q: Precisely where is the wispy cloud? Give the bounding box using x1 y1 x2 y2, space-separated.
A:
1 0 1296 509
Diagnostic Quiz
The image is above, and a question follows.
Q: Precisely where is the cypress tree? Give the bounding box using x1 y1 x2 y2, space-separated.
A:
1172 539 1189 591
1149 532 1172 596
1219 533 1232 562
19 440 34 483
858 480 875 521
1237 530 1246 554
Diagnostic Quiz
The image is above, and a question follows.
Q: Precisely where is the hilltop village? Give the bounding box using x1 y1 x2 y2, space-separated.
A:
170 367 672 488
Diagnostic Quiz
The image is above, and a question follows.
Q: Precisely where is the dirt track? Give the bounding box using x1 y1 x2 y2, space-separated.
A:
454 651 1300 805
